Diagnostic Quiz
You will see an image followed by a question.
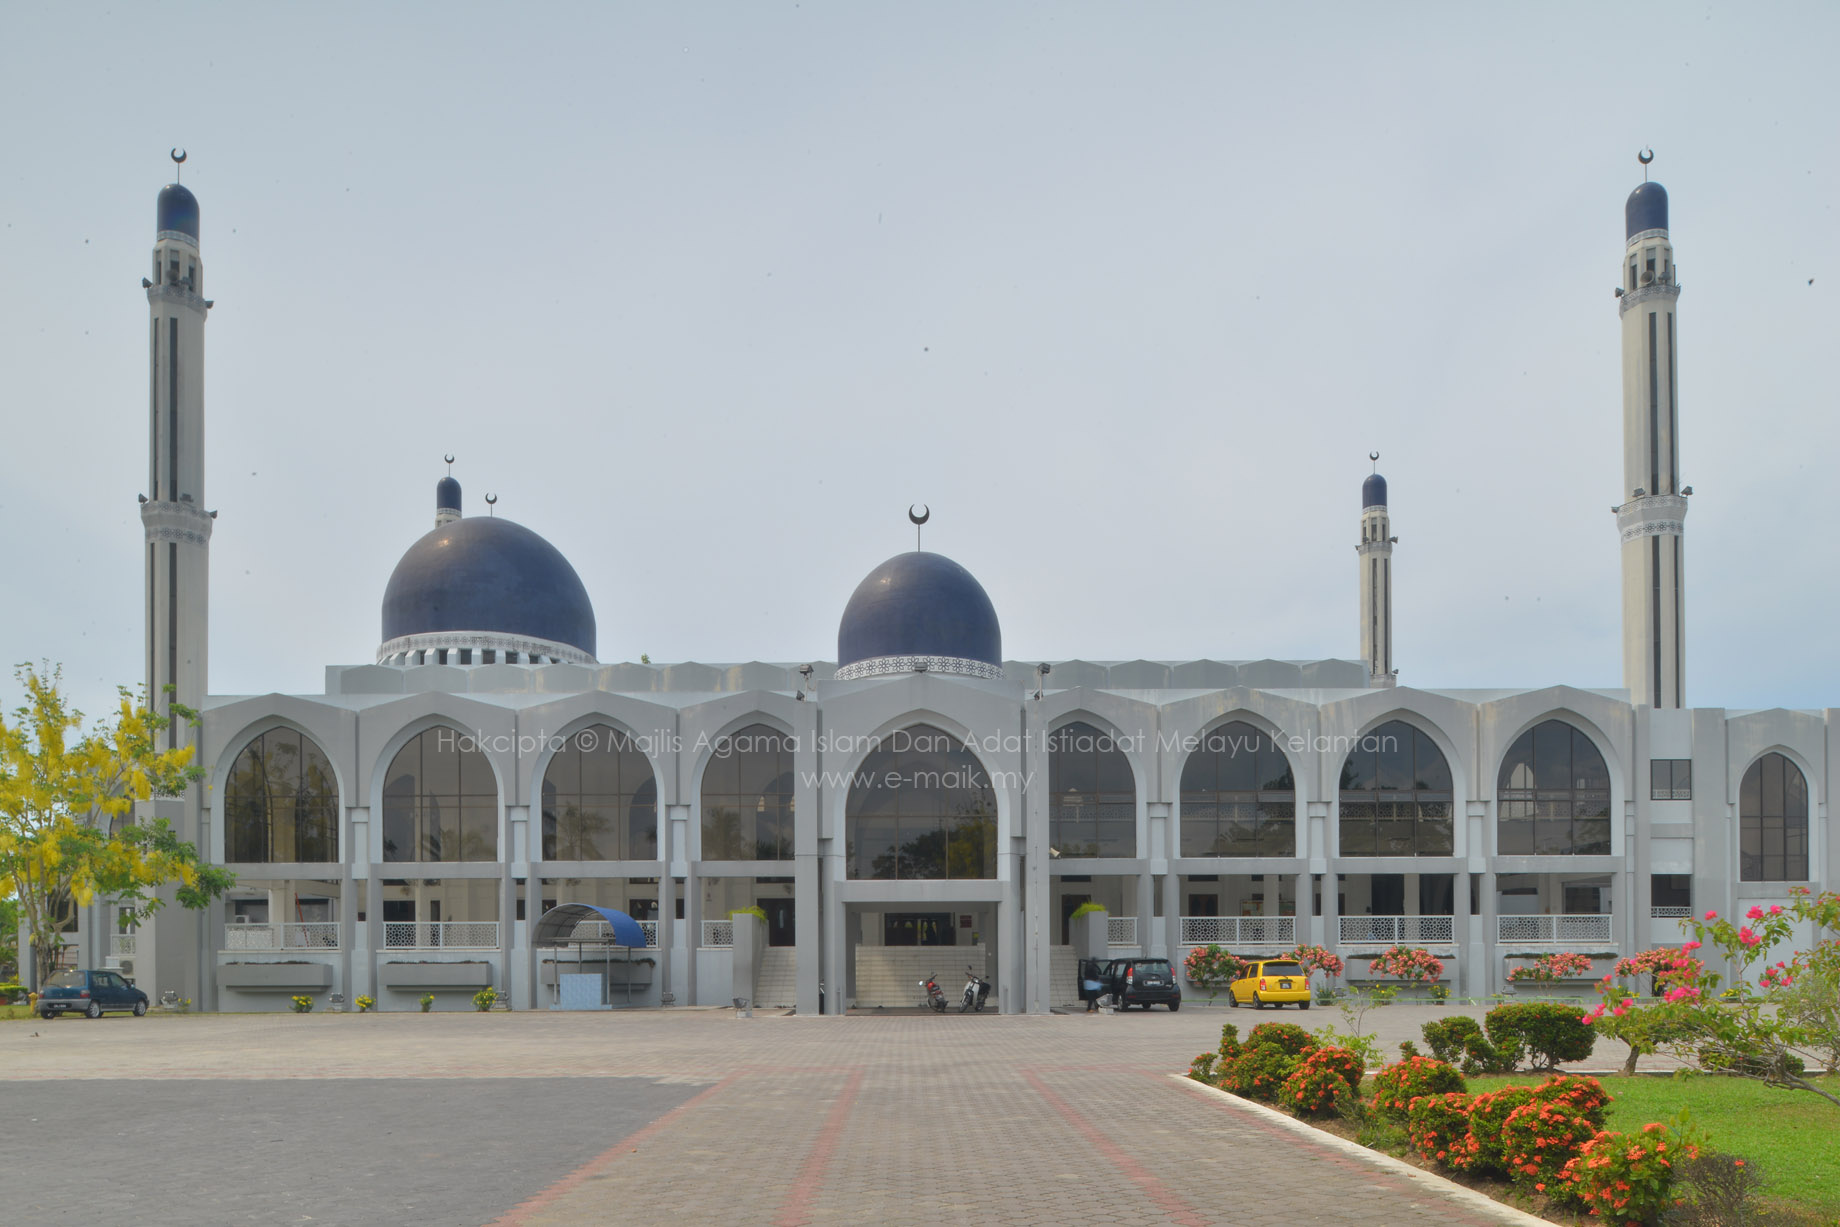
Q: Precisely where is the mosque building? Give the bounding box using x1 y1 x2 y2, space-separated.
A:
56 158 1829 1013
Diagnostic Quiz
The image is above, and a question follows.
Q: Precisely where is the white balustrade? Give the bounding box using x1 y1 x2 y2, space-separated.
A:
1178 916 1295 946
223 922 340 950
1337 916 1454 945
1107 916 1138 947
110 934 138 957
1650 906 1692 920
1497 914 1613 945
638 920 658 947
382 921 498 950
702 919 734 948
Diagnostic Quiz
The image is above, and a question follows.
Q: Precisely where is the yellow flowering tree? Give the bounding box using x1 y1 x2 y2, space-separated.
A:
0 664 234 988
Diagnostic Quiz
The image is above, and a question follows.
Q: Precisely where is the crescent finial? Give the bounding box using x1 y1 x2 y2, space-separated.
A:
443 453 455 470
1638 148 1654 165
484 492 498 516
908 503 931 526
1369 451 1380 464
171 148 187 165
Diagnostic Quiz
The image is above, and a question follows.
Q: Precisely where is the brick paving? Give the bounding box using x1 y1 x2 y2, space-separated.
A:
0 1005 1604 1225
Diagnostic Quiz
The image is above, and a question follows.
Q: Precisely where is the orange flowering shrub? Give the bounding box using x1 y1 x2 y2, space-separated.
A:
1187 1052 1218 1083
1405 1091 1473 1167
1499 1098 1601 1194
1451 1085 1535 1174
1557 1123 1699 1224
1526 1073 1611 1124
1218 1043 1301 1102
1280 1048 1359 1117
1367 1055 1466 1121
1243 1021 1318 1057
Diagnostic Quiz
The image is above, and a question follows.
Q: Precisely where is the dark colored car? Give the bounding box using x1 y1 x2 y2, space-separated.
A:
38 969 149 1019
1103 957 1182 1011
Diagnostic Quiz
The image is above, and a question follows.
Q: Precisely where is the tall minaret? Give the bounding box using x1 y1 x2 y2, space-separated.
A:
1614 153 1686 709
141 153 213 747
1358 455 1396 687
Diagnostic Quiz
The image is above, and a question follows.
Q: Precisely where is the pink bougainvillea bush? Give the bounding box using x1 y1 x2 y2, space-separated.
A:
1507 951 1595 982
1368 945 1445 985
1286 944 1346 977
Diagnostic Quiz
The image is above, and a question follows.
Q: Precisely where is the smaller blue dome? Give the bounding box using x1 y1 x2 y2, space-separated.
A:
837 551 1002 673
1625 181 1668 238
436 475 461 514
1362 472 1387 509
157 184 199 239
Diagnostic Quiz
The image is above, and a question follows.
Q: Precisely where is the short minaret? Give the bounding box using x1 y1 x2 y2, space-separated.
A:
436 456 462 526
140 154 213 746
1357 455 1397 688
1613 152 1687 708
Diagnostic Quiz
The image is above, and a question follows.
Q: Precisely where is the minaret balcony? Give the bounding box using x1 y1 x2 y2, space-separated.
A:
1614 493 1688 544
1617 280 1682 317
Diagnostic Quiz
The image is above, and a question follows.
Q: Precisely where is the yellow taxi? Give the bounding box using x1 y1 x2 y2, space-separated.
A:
1228 958 1312 1009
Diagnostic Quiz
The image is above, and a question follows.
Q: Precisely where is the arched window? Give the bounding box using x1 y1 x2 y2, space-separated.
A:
1179 721 1296 857
224 728 338 862
1497 720 1611 855
542 725 657 860
1339 721 1453 855
382 728 497 862
1740 752 1808 881
846 724 996 880
701 724 794 861
1049 721 1135 857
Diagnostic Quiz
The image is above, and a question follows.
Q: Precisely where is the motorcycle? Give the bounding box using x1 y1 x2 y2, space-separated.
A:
959 966 992 1013
919 972 948 1012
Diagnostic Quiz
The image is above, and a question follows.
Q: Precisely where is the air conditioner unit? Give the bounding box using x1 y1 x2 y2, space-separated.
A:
119 959 135 977
230 915 250 925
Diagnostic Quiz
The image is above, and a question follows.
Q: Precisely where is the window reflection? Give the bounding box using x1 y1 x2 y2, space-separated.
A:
1049 721 1136 858
1497 721 1611 856
382 728 498 862
1179 722 1295 857
1739 752 1808 881
542 725 657 861
700 724 794 861
1339 721 1453 855
225 729 338 862
845 725 997 879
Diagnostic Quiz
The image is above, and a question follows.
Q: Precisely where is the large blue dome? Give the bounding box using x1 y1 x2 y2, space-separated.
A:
1625 181 1668 238
381 517 596 658
1362 472 1388 509
836 551 1002 679
157 183 199 239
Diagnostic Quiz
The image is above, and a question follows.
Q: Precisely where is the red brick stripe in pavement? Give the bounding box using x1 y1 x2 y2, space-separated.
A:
774 1068 865 1226
489 1074 738 1226
1022 1067 1209 1227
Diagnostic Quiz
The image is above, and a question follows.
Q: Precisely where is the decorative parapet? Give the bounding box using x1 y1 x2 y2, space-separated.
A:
1615 493 1688 543
834 655 1003 682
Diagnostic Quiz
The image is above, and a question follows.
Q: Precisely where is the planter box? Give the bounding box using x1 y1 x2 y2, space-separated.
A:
219 962 333 991
380 961 491 989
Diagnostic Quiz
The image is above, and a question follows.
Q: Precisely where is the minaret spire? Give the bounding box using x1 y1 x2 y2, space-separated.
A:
137 152 213 1006
1357 454 1396 688
1613 150 1687 708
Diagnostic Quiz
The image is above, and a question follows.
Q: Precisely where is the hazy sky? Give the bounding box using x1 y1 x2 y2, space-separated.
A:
4 2 1837 723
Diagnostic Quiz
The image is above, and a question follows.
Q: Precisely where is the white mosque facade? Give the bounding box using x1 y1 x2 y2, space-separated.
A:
56 166 1831 1014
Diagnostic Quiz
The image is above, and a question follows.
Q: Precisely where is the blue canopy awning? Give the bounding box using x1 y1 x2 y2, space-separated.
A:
532 903 649 949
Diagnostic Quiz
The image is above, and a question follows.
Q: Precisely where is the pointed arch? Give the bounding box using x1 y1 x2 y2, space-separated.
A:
1496 718 1612 856
1337 718 1454 856
223 726 340 863
1047 718 1137 858
1738 751 1809 882
1178 717 1297 857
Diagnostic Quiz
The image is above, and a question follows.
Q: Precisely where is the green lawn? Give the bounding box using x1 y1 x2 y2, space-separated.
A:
1468 1073 1840 1217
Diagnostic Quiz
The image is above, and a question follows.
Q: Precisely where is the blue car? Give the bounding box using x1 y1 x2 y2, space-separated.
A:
38 969 149 1019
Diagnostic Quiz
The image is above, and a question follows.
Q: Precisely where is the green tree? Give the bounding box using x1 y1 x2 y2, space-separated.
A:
0 665 235 987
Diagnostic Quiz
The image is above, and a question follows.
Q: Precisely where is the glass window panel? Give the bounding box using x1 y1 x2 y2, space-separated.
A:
1761 754 1784 815
1216 724 1259 792
1572 730 1610 790
1651 760 1670 800
1376 819 1416 856
1500 731 1536 792
1095 747 1133 795
1740 759 1762 816
1256 818 1295 857
1179 804 1219 857
1533 722 1572 790
1340 742 1375 792
854 814 897 880
1416 815 1454 855
461 799 497 861
1414 729 1452 791
1095 802 1135 857
1573 818 1612 855
1533 818 1574 855
1374 722 1413 791
1785 760 1807 816
1340 821 1376 856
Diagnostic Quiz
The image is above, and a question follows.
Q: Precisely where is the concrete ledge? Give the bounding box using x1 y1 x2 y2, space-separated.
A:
1170 1074 1554 1226
219 962 334 991
380 962 491 989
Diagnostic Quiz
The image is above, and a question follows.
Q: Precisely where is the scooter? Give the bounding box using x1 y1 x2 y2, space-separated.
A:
959 966 992 1013
919 973 948 1012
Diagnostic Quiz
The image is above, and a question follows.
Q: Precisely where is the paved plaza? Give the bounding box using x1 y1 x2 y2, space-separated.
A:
2 1003 1592 1225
